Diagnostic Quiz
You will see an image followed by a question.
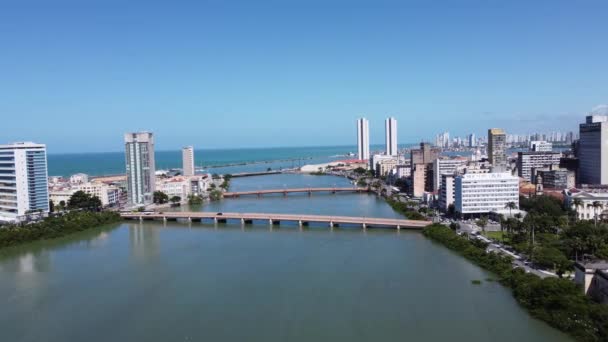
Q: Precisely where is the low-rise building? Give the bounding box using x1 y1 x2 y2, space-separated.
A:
530 140 553 152
454 172 519 217
574 261 608 304
49 180 122 207
69 173 89 185
564 188 608 220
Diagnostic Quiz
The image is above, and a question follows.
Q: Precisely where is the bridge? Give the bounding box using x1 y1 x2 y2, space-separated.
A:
120 211 430 230
223 187 369 198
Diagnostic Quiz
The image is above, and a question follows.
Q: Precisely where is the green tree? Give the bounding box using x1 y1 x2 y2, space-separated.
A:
68 191 102 211
571 198 583 221
477 216 488 233
505 201 517 217
209 189 223 201
353 167 366 175
169 196 181 204
49 200 55 213
153 191 169 204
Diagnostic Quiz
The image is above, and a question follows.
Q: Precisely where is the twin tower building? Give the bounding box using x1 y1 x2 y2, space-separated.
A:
356 117 397 161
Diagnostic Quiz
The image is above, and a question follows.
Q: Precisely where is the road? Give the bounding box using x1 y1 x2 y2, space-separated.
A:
457 222 556 279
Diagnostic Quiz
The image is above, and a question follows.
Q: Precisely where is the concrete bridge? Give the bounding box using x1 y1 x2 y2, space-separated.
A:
223 187 369 198
120 211 430 230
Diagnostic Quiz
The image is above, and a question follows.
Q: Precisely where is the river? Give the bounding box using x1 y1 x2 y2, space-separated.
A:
0 174 571 341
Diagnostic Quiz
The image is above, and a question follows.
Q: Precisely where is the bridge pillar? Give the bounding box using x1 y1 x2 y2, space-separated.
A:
241 218 245 225
139 216 143 222
283 191 287 197
362 223 366 229
397 225 401 230
329 221 334 228
163 216 167 222
187 217 192 222
269 219 273 225
214 217 218 223
298 220 302 227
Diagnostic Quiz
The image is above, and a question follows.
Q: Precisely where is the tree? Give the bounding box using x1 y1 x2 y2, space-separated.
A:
505 201 517 217
49 200 55 213
68 191 102 211
187 195 203 205
533 246 572 277
170 196 181 204
59 200 66 209
224 174 233 181
353 167 366 175
209 189 223 201
477 216 488 233
572 198 583 221
357 179 367 187
592 201 603 227
153 191 169 204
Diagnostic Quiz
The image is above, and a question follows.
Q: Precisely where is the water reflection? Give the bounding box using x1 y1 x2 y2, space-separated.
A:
129 223 160 261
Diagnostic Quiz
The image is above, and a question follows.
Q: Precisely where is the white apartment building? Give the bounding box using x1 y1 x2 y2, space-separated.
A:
0 142 49 222
454 172 519 216
432 158 468 192
396 165 411 178
385 117 397 156
530 140 553 152
125 132 156 206
357 118 370 161
69 173 89 184
376 159 399 177
438 174 455 212
182 146 195 177
370 154 397 172
517 151 562 182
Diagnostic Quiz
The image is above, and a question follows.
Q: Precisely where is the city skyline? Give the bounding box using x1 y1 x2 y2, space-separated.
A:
1 1 607 153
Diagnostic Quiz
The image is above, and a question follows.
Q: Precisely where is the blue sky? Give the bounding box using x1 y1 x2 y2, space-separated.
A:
1 0 607 153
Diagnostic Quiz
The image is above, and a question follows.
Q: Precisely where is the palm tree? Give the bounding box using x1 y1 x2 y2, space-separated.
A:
505 201 517 218
592 201 603 227
572 198 583 221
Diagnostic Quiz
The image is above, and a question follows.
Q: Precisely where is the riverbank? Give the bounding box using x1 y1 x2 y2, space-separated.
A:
0 211 121 249
423 224 608 342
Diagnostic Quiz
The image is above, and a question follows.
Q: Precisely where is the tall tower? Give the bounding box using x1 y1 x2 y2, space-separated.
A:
488 128 507 168
0 142 49 222
357 118 370 161
182 146 195 176
385 117 398 156
125 132 156 206
579 115 608 184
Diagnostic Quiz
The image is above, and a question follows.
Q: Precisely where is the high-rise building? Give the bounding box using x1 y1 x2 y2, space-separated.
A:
488 128 507 168
468 133 476 148
182 146 195 176
356 118 370 161
0 142 49 222
385 117 397 156
125 132 156 206
516 151 562 181
579 115 608 185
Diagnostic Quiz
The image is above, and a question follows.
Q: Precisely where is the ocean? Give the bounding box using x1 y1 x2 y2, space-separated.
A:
47 144 416 177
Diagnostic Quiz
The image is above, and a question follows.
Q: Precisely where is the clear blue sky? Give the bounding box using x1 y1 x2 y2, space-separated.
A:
1 0 607 153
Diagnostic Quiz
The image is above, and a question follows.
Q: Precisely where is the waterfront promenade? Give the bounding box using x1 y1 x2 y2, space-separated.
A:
121 211 430 229
223 187 368 198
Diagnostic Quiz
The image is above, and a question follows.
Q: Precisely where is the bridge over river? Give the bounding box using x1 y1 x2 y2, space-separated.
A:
121 212 430 230
223 187 369 198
